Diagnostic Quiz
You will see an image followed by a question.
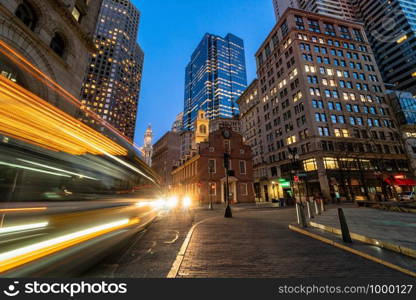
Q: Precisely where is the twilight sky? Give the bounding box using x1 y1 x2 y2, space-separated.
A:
133 0 275 145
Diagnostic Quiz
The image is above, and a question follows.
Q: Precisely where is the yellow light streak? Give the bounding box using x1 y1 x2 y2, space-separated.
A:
0 218 139 273
61 129 156 183
0 222 49 234
0 40 132 144
0 207 47 213
0 77 127 156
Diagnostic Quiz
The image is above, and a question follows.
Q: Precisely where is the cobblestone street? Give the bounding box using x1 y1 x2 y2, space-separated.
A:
176 207 409 278
86 205 410 278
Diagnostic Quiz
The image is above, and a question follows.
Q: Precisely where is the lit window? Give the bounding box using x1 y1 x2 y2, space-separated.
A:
286 135 297 145
72 7 81 22
324 158 339 169
303 159 317 172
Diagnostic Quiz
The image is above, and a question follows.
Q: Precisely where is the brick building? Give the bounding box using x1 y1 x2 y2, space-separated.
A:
152 131 181 188
171 127 255 205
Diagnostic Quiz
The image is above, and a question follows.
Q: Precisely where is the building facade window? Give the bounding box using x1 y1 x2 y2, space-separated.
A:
241 183 248 196
209 182 216 195
50 33 66 57
303 159 318 172
239 160 247 175
208 159 216 174
15 1 38 31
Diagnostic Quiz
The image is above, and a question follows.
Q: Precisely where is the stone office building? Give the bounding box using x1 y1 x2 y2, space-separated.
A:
0 0 101 113
252 8 409 202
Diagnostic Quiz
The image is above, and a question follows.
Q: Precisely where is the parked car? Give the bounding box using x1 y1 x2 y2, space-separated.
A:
399 191 415 201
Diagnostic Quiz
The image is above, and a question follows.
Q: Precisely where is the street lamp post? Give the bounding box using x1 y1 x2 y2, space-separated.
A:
224 152 232 218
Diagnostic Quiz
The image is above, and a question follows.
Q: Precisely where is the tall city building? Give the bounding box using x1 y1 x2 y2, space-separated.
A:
172 112 184 133
80 0 144 141
183 33 248 131
252 8 409 202
274 0 416 95
273 0 357 22
353 0 416 95
237 79 266 170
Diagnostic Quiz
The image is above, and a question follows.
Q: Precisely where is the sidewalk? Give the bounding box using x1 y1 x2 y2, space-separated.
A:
174 207 409 278
290 204 416 276
310 205 416 256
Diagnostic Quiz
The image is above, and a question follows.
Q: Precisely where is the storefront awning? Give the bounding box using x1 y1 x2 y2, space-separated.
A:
385 178 416 186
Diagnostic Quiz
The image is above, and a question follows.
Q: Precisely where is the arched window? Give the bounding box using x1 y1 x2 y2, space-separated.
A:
15 1 38 31
50 33 66 57
199 124 207 134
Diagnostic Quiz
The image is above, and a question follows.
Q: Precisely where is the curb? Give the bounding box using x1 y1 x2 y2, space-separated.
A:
167 217 217 278
309 221 416 259
288 224 416 278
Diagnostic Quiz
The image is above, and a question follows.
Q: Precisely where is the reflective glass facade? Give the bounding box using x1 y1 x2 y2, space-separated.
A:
183 33 247 130
81 0 144 141
389 91 416 125
354 0 416 95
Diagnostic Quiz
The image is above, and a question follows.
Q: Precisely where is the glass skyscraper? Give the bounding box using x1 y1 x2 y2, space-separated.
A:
80 0 144 141
183 33 247 130
273 0 357 22
353 0 416 95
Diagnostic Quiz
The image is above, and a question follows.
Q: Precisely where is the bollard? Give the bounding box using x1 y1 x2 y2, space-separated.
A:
320 199 325 212
309 200 315 218
299 202 307 228
314 200 320 215
296 203 301 225
306 201 314 219
338 208 352 243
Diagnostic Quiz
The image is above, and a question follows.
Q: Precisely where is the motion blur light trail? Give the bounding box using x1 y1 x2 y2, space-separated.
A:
0 76 127 156
0 161 71 178
0 222 49 235
17 159 99 181
0 207 47 213
0 218 139 273
0 40 161 276
0 40 142 151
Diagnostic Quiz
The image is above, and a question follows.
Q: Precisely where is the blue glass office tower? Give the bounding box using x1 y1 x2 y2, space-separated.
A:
353 0 416 95
183 33 247 130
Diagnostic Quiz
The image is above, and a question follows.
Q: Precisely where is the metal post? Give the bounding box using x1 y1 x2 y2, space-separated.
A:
296 203 301 225
338 208 352 243
320 198 325 212
224 168 233 218
299 202 307 228
306 201 313 219
314 200 320 215
309 200 315 218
